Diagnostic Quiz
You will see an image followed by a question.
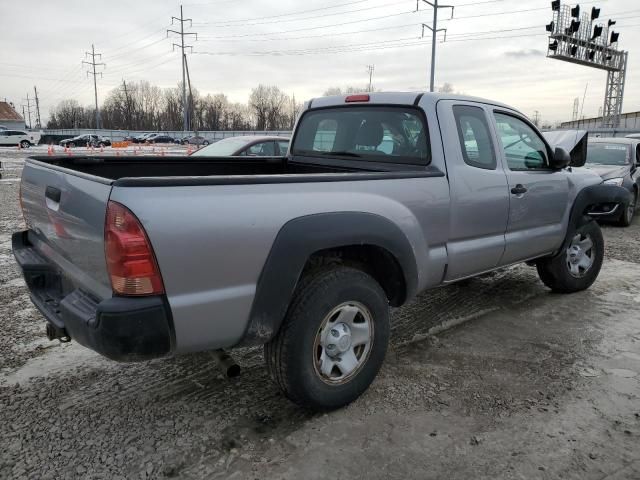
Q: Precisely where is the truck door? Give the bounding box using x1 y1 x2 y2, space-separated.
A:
490 110 570 264
437 100 509 280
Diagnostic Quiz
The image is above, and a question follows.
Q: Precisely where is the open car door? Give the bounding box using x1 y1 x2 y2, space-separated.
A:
542 129 588 167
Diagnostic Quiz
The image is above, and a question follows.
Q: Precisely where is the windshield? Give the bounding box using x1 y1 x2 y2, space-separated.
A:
191 137 252 156
291 106 430 165
586 143 629 165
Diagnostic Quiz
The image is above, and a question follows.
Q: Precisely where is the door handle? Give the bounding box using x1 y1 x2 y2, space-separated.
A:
45 186 62 203
510 184 527 195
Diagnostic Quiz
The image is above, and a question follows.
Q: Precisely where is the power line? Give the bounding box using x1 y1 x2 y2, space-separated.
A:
167 6 197 131
82 44 106 129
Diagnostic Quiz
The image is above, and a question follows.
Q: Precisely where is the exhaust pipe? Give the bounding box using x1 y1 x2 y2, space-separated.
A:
210 349 241 378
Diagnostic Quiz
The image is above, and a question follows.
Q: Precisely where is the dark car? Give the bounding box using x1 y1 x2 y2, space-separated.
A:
584 137 639 226
146 133 174 144
190 135 289 157
131 133 154 144
59 134 110 148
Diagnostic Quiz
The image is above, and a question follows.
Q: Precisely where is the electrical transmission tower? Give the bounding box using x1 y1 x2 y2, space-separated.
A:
22 94 34 130
83 44 105 129
168 6 197 132
33 86 42 129
366 64 375 92
418 0 454 92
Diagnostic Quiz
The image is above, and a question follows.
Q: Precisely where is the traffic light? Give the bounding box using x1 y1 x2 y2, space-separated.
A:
570 45 578 56
551 0 560 11
591 7 600 20
571 5 580 17
549 40 559 51
610 31 619 43
608 19 616 27
546 21 554 32
570 20 581 33
588 50 595 60
592 25 603 39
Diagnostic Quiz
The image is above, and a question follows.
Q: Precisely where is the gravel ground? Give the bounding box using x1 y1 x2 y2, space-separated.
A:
1 148 639 479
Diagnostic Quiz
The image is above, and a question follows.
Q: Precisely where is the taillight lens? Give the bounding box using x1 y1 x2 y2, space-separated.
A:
105 201 164 296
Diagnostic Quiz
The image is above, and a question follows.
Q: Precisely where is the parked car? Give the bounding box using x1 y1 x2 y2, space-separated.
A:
191 135 289 157
146 133 174 144
176 135 210 146
0 129 41 148
131 133 154 144
582 137 639 226
59 134 110 148
13 92 629 410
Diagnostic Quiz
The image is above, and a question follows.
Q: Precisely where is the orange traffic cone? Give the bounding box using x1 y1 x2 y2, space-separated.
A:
47 145 53 156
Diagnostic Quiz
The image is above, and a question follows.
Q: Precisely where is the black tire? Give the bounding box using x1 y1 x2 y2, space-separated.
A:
20 140 30 149
536 220 604 293
203 140 210 145
265 266 390 410
618 190 637 227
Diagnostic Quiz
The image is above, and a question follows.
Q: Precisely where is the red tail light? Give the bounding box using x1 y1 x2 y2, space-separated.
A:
345 94 370 103
105 201 164 296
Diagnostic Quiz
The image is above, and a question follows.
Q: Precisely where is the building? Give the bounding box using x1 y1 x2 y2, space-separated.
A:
560 111 640 131
0 101 26 130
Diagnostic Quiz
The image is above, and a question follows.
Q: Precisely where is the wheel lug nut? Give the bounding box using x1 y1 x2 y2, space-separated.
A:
331 329 339 337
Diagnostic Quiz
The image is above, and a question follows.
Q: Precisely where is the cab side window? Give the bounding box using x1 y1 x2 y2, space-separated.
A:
493 112 549 170
453 105 496 170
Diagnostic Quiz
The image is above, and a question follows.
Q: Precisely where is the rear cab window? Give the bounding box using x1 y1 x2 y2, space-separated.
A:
453 105 496 170
292 106 430 166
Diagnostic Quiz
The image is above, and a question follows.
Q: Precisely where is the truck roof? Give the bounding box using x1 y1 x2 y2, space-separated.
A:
307 91 514 112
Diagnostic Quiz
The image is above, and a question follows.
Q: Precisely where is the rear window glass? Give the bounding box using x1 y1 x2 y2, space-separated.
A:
292 106 430 165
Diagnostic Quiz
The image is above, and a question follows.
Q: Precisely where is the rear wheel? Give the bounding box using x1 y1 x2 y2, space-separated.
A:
20 140 30 149
536 220 604 293
203 140 210 145
264 266 390 410
618 190 637 227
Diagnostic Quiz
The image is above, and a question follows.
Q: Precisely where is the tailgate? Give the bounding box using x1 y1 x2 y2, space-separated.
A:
20 160 113 299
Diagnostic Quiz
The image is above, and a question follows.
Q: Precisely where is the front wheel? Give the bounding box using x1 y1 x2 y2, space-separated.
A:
265 266 390 410
536 220 604 293
20 140 30 149
618 191 637 227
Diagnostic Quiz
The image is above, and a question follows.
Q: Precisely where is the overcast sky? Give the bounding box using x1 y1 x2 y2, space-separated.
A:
1 0 638 126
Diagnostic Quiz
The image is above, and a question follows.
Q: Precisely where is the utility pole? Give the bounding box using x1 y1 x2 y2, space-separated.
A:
419 0 454 92
83 44 105 129
532 110 540 127
366 64 375 92
184 53 195 133
33 86 42 128
22 94 33 129
168 5 197 132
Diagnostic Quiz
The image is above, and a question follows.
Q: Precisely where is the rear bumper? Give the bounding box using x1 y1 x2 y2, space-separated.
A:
12 230 173 362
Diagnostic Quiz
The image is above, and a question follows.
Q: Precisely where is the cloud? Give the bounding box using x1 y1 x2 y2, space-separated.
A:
503 49 546 58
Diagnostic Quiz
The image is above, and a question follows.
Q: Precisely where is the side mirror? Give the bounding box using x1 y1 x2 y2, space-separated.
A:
550 147 571 169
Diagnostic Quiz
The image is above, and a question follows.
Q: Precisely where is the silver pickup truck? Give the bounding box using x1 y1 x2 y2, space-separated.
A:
13 92 630 409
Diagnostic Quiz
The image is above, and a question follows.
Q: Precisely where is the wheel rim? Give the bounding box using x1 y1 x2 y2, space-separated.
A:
566 233 595 278
313 301 374 385
21 141 29 148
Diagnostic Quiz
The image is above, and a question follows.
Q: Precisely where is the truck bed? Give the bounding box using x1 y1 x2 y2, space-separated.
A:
29 155 434 187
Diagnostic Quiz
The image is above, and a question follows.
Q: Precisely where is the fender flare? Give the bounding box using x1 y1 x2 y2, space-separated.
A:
237 212 419 346
559 183 631 252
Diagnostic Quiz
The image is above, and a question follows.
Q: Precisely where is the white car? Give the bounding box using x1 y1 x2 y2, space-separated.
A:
0 130 41 148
